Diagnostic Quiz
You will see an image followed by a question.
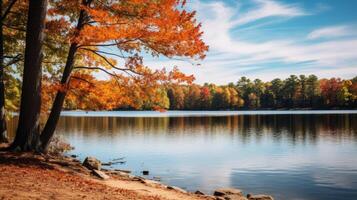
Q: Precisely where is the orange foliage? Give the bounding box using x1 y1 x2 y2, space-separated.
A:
43 0 208 111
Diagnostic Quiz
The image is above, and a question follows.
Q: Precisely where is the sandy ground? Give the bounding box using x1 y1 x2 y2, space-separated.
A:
0 150 212 200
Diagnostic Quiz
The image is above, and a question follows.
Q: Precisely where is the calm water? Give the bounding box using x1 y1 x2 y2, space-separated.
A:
8 111 357 200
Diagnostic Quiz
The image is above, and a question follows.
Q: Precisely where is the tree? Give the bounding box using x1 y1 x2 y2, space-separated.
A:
0 0 21 143
185 84 201 109
38 0 208 151
282 75 299 107
236 77 253 108
350 76 357 106
306 75 320 107
261 83 275 108
10 0 48 151
320 78 342 107
298 75 307 107
211 87 224 109
167 86 186 110
227 87 243 109
337 80 353 106
199 86 211 110
270 78 283 107
252 79 265 108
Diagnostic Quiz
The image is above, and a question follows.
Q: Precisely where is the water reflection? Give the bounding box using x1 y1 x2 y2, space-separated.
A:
6 113 357 200
9 114 355 142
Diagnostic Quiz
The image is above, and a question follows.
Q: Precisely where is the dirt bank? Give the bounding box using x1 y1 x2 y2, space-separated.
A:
0 150 213 200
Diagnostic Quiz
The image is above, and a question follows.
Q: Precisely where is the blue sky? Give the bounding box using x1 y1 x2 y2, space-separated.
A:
141 0 357 84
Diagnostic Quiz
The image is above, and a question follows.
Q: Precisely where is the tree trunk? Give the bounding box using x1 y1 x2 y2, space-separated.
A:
40 1 90 151
11 0 47 151
0 0 8 143
40 44 76 150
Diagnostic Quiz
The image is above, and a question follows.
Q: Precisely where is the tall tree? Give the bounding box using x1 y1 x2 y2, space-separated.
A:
252 79 265 108
39 0 207 151
39 0 91 150
0 0 18 143
236 77 253 108
270 78 284 107
298 75 308 106
261 83 275 108
320 78 342 107
11 0 47 151
283 75 299 107
306 75 320 107
185 84 201 109
199 86 212 109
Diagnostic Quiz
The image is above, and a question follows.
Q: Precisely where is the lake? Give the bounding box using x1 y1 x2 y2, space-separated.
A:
8 111 357 200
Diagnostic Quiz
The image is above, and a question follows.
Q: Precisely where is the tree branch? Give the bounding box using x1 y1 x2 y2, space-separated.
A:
73 66 118 77
78 38 139 48
1 0 17 22
79 47 142 76
4 54 22 67
80 47 126 59
3 22 26 32
70 76 94 87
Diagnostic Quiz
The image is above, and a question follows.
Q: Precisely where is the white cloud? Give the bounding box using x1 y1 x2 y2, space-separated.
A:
232 0 307 26
137 0 357 84
189 0 357 83
307 25 356 40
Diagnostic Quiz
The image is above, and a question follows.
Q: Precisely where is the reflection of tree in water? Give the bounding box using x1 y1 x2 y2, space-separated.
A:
7 114 357 144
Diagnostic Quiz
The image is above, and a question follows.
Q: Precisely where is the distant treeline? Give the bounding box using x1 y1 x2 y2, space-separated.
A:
164 75 357 110
63 75 357 110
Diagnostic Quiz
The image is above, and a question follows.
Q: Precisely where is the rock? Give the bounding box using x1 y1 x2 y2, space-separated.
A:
213 188 247 200
194 190 205 195
92 170 110 180
110 171 130 177
103 161 126 166
202 195 216 200
247 195 274 200
83 157 101 170
102 162 112 166
142 170 149 175
114 169 131 173
132 176 145 181
141 179 162 187
214 188 243 197
167 186 187 193
224 195 248 200
113 157 125 161
70 154 77 158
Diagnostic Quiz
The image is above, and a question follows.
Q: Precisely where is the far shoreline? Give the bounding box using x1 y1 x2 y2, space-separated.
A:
58 109 357 118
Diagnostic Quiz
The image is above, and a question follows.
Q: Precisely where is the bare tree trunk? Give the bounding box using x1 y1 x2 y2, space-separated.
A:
0 0 8 143
11 0 47 151
40 1 90 151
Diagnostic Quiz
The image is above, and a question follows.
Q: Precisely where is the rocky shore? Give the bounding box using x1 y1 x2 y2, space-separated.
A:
0 149 274 200
82 156 274 200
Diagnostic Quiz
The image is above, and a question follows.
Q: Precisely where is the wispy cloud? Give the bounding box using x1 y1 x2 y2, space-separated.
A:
232 0 308 26
140 0 357 84
307 25 356 40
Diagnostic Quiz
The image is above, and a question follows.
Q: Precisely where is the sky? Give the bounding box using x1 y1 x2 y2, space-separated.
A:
141 0 357 84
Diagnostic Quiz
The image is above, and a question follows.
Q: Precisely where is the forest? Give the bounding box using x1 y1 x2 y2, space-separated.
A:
43 74 357 110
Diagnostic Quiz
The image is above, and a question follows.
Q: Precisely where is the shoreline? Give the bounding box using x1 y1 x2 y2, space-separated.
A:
0 147 273 200
58 109 357 118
